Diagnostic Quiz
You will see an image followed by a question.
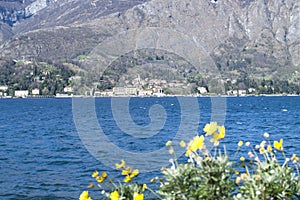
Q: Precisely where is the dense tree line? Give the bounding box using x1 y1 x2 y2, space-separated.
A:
225 78 300 95
0 59 75 96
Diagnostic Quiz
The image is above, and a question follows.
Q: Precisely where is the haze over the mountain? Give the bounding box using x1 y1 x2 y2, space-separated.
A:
0 0 299 86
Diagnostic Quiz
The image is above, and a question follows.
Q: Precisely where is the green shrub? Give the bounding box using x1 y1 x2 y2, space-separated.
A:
80 122 300 200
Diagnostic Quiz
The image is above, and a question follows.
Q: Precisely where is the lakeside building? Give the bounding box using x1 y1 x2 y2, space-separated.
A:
227 90 247 96
197 87 208 94
138 89 153 96
64 86 73 93
15 90 29 98
0 85 9 91
31 88 40 95
113 87 138 96
94 90 114 97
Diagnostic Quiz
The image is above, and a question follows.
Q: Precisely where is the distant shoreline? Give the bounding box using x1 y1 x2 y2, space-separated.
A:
0 94 299 99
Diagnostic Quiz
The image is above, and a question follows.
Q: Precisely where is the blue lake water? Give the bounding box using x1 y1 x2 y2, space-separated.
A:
0 96 299 199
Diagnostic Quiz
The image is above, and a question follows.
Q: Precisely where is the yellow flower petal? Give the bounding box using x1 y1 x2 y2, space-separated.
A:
124 175 132 183
102 172 107 178
203 122 218 136
274 138 283 151
96 176 105 183
79 191 92 200
110 191 119 200
240 157 245 162
142 184 147 191
121 170 130 176
115 160 126 169
210 132 220 143
218 125 225 139
291 154 299 161
267 145 272 152
259 147 265 154
189 135 204 151
130 169 139 177
238 141 243 147
134 192 144 200
92 170 99 178
185 149 192 157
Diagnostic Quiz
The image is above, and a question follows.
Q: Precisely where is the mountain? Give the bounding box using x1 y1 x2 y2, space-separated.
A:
0 0 299 94
0 22 12 42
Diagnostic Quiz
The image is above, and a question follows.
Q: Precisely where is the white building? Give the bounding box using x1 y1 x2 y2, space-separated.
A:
248 88 256 93
138 89 153 96
15 90 29 98
238 90 247 96
64 86 73 93
0 86 8 91
32 88 40 95
197 87 208 94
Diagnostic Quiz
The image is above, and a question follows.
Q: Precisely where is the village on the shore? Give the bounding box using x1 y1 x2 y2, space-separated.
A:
0 75 298 98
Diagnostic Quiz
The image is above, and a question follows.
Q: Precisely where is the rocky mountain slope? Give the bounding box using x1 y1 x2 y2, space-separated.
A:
0 0 299 92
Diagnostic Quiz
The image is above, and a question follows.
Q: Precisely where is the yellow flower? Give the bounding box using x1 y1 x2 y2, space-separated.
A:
122 169 130 176
116 160 126 169
210 127 225 144
186 135 204 156
166 141 172 146
240 157 245 162
190 135 205 151
102 172 107 178
274 139 283 150
110 191 119 200
124 175 132 183
79 191 92 200
205 157 212 161
218 125 225 139
259 147 265 154
96 176 105 183
142 184 147 191
134 192 144 200
203 122 218 136
291 154 299 162
92 170 99 178
210 132 218 143
238 141 243 147
95 171 107 183
267 145 272 152
180 140 186 147
130 169 139 177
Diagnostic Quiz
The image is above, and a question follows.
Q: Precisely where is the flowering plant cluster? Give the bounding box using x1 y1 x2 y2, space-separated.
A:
79 160 149 200
80 122 300 200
